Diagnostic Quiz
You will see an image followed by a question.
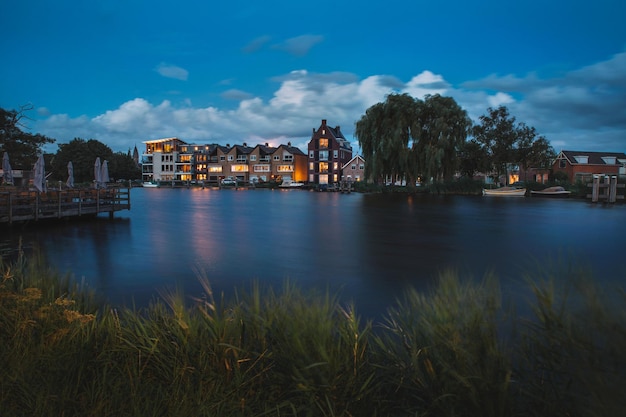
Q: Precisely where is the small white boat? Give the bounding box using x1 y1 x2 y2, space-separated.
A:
142 181 159 188
483 187 526 197
279 180 305 188
530 186 571 197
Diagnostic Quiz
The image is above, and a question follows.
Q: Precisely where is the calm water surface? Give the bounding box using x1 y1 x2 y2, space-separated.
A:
2 188 625 318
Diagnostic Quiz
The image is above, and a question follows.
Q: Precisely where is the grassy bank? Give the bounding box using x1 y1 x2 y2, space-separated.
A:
1 254 624 416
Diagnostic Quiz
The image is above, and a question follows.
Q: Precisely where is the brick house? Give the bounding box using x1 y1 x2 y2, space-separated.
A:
271 143 308 183
552 150 626 183
341 155 365 182
307 119 353 187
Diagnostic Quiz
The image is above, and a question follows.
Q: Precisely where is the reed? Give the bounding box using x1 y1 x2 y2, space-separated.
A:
1 254 624 416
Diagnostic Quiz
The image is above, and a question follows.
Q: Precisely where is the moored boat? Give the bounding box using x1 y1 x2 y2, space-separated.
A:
530 186 571 197
142 181 159 188
483 187 527 197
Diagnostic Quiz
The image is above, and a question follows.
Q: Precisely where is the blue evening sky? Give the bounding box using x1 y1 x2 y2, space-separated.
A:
1 0 625 154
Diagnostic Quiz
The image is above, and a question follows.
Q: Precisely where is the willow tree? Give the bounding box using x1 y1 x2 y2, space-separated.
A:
413 94 472 181
355 93 419 184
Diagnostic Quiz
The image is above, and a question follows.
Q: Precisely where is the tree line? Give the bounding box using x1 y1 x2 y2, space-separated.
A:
1 106 141 185
355 93 556 185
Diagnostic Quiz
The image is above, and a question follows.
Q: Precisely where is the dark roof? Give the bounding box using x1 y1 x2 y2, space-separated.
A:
560 150 626 165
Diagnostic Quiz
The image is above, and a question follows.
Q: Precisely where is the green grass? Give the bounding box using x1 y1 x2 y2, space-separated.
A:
1 254 625 416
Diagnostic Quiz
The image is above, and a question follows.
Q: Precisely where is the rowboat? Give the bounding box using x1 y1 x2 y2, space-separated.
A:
530 186 571 197
483 187 527 197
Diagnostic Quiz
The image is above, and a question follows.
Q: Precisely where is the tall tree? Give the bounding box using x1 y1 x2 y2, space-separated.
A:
51 138 114 183
413 94 472 181
0 105 55 169
355 93 418 183
472 106 555 184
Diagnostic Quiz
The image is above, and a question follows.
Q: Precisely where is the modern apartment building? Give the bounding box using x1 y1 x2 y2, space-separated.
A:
307 119 353 186
142 138 307 183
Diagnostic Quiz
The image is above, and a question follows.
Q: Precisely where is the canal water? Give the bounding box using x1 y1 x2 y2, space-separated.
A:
2 188 625 318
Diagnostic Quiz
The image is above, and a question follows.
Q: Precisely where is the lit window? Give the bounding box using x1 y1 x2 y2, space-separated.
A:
319 138 328 148
277 165 293 172
333 162 338 170
319 162 329 173
209 166 222 173
309 162 314 171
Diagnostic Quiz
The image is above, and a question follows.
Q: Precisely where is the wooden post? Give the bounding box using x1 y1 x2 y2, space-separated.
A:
591 175 600 202
609 175 618 203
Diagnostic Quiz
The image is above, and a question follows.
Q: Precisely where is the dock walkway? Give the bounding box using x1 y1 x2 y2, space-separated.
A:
0 187 131 224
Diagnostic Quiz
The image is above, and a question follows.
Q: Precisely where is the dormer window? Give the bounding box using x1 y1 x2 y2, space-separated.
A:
602 156 617 164
574 156 588 164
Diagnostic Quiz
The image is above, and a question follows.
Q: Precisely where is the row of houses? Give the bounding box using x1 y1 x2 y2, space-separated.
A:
141 119 365 186
140 117 625 186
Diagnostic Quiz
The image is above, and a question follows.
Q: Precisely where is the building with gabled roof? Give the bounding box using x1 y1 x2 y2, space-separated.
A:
552 150 626 183
307 119 352 187
341 155 365 182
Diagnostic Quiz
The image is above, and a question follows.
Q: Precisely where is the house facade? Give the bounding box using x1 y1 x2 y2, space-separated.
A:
142 138 307 184
307 119 353 187
341 155 365 182
552 150 626 183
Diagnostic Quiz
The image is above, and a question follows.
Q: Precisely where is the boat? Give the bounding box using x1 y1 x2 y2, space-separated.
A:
530 186 571 197
279 180 305 188
142 181 159 188
483 187 527 197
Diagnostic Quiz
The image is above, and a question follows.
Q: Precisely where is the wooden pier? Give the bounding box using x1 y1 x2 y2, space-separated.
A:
0 187 131 224
587 175 624 203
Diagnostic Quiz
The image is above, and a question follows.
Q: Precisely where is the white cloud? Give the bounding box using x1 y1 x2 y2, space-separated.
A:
155 62 189 81
36 52 626 154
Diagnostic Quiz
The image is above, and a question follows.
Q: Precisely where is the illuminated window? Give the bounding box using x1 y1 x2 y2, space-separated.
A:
309 162 314 171
333 162 338 170
319 162 329 173
231 165 249 172
319 138 328 148
277 165 293 172
319 174 328 184
333 174 338 183
209 166 222 173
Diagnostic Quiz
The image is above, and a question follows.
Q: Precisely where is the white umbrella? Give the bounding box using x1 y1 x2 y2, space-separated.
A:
2 152 13 184
66 161 74 188
33 154 46 192
100 160 109 187
94 157 101 188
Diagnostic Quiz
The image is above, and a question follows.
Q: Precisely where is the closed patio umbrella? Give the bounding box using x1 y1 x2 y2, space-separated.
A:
2 152 13 184
33 154 46 192
100 160 109 187
94 157 101 188
66 161 74 188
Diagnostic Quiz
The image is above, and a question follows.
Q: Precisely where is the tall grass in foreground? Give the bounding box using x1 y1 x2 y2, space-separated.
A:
1 255 625 416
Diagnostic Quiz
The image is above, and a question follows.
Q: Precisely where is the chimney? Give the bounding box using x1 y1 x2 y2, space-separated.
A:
288 141 291 146
243 142 247 147
321 119 327 126
265 142 269 147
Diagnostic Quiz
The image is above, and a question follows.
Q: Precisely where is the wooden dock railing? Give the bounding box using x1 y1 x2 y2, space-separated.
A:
0 187 131 224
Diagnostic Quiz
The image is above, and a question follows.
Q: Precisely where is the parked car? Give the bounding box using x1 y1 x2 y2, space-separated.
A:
221 176 237 186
